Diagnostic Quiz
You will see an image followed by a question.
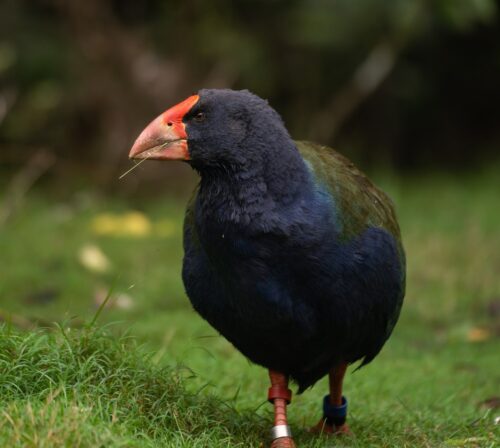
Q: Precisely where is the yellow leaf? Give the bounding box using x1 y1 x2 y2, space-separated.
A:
121 212 151 237
91 211 152 237
467 327 491 342
78 244 111 273
91 214 119 235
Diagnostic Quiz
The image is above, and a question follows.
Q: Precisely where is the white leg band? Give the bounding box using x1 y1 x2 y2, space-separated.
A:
270 424 292 440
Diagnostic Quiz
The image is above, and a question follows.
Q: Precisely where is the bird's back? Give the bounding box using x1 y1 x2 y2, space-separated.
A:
296 141 403 252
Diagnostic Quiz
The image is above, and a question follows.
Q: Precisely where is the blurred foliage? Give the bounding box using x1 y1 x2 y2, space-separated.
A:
0 0 499 188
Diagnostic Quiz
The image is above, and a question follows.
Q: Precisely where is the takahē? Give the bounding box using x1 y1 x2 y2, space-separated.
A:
129 89 405 448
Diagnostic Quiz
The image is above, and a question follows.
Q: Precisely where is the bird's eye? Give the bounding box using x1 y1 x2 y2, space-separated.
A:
193 112 206 122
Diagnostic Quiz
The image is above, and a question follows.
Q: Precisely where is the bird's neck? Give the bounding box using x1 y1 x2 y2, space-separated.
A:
195 141 311 228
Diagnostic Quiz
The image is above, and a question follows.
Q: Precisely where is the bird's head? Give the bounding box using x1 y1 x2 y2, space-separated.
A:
129 89 292 172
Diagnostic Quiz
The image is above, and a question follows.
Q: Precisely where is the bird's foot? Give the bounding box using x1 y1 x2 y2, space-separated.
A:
271 436 296 448
309 418 352 436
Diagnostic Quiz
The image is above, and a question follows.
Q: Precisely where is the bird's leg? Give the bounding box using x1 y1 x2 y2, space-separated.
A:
268 370 296 448
310 362 351 435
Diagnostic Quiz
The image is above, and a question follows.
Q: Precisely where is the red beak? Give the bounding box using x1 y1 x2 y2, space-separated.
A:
128 95 199 161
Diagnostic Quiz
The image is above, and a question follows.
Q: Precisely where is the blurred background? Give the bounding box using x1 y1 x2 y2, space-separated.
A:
0 2 499 439
1 0 500 190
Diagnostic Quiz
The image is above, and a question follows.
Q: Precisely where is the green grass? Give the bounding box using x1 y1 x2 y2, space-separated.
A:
0 167 499 447
0 324 264 447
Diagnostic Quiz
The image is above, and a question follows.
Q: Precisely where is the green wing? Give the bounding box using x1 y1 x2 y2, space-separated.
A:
295 141 402 248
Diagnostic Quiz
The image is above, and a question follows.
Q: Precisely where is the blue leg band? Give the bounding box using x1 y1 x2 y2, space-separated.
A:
322 395 348 426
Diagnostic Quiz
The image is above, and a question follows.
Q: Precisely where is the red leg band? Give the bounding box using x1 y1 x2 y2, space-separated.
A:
268 385 292 404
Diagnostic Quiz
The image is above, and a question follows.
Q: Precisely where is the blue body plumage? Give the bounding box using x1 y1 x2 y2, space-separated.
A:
180 89 405 391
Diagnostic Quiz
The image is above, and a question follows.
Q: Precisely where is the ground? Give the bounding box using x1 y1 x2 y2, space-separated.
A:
0 168 499 447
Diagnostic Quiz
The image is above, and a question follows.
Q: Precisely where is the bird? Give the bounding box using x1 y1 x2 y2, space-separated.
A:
129 89 405 448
